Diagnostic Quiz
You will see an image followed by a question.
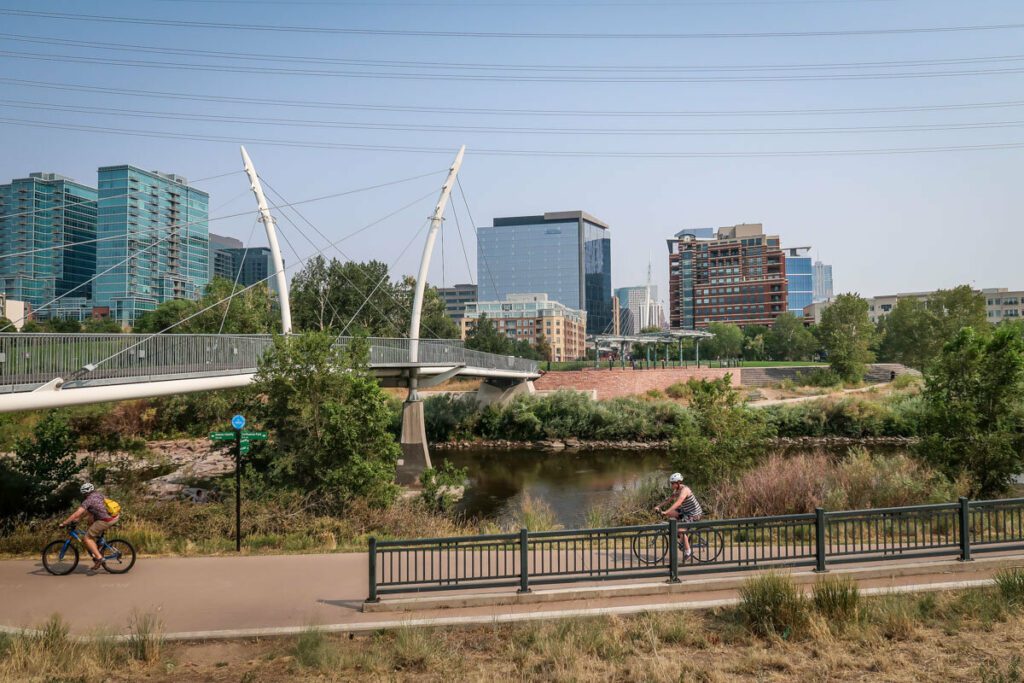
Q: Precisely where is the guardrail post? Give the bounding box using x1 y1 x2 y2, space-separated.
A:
518 528 531 593
668 518 681 583
959 497 972 562
814 508 827 573
368 537 379 602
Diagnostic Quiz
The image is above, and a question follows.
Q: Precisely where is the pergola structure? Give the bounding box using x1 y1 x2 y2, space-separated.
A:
591 329 715 366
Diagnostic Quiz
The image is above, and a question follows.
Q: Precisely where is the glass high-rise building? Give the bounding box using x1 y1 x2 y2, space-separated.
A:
785 248 814 314
222 247 279 292
93 166 209 325
0 173 98 317
813 260 834 302
478 211 612 335
209 233 242 281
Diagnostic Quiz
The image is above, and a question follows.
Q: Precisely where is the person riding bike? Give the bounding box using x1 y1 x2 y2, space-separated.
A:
59 483 121 573
654 473 703 560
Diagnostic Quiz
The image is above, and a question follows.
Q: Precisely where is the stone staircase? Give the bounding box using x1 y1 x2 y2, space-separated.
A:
739 363 919 387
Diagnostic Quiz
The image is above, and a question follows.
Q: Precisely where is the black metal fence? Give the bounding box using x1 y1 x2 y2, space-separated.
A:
367 496 1024 601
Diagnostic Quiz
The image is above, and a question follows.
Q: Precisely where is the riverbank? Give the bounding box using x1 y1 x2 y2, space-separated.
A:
433 435 918 451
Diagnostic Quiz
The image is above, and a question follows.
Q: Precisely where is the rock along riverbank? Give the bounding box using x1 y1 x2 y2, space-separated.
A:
431 436 918 452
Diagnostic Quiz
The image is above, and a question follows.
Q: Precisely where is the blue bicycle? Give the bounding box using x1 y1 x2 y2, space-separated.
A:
42 522 136 576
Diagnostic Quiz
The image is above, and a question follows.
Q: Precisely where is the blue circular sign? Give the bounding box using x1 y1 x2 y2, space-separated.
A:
231 414 246 430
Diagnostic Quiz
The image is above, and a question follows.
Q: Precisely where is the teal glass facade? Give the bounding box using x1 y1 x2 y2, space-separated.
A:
222 247 279 293
786 254 814 313
93 166 209 325
0 173 97 317
478 212 612 335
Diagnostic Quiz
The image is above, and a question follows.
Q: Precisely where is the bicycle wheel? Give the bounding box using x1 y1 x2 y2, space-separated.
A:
631 529 669 565
101 539 137 574
689 528 725 563
42 540 79 576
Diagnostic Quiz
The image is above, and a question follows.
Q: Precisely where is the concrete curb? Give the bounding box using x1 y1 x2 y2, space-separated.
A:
0 577 996 643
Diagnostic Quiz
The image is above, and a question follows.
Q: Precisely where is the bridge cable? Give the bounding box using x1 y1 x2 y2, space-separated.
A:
456 177 501 298
259 175 449 339
214 216 262 337
447 188 475 286
83 188 439 372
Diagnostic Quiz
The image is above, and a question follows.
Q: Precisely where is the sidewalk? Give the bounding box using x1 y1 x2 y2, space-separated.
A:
1 551 1021 639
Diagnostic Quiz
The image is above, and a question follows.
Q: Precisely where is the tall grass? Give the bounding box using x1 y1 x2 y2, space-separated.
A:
738 572 810 639
510 493 562 531
811 574 861 626
995 568 1024 608
127 611 163 663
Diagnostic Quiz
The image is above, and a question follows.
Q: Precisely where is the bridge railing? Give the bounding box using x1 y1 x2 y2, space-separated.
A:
0 333 538 391
367 496 1024 600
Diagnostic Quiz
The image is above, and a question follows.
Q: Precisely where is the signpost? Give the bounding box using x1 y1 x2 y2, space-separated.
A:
209 416 269 552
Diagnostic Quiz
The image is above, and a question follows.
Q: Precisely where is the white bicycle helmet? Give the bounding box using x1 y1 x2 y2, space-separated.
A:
669 473 684 484
80 482 95 495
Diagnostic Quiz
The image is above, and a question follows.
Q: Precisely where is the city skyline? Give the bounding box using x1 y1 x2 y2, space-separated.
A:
0 1 1018 309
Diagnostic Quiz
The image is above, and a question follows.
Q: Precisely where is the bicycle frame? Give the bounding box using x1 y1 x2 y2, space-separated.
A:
60 527 119 560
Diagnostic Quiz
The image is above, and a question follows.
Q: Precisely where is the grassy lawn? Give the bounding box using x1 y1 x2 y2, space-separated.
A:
543 360 827 371
4 580 1024 682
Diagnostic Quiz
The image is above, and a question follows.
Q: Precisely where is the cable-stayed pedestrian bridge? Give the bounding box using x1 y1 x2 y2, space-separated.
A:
0 333 539 411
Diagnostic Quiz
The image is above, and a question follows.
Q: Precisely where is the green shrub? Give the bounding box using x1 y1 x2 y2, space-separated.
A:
795 368 843 388
811 574 860 625
665 382 688 399
423 394 479 443
738 572 809 638
995 568 1024 608
890 372 921 390
419 461 467 513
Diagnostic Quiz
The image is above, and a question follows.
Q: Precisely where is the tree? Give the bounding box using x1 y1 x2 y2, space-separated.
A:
916 326 1024 495
82 317 124 333
817 294 877 382
464 313 510 354
132 298 198 334
12 412 79 517
764 313 817 361
877 286 988 371
248 333 400 510
704 323 743 360
132 278 278 334
0 316 16 332
47 318 82 333
742 325 769 361
534 333 552 361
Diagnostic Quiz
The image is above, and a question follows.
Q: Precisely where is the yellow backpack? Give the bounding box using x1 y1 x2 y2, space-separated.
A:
104 498 121 517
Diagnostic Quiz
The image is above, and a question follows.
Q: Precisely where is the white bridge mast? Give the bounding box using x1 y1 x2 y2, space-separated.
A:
240 146 292 335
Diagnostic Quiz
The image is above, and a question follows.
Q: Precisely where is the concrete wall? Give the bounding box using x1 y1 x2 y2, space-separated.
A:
534 367 739 400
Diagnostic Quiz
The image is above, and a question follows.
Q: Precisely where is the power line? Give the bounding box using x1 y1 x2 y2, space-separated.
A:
148 0 905 6
7 99 1024 136
3 116 1024 158
2 9 1022 40
5 32 1023 73
5 49 1024 82
6 77 1024 119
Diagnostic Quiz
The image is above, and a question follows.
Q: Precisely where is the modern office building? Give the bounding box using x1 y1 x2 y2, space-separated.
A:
0 172 98 317
813 260 834 302
867 287 1024 324
667 223 787 329
222 247 279 292
438 283 477 323
785 247 814 315
209 233 242 281
477 211 612 335
93 166 209 325
615 285 664 334
460 293 587 361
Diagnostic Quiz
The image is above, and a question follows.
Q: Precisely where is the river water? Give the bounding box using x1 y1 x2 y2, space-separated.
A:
433 448 670 528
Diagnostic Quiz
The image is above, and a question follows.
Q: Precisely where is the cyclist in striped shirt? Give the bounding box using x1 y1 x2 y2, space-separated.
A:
654 473 704 560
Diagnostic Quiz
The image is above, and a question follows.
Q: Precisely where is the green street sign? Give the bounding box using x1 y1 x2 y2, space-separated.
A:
241 431 268 441
209 431 235 441
240 442 251 455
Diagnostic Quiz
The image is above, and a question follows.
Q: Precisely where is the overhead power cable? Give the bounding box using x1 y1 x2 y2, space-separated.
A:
6 77 1024 119
4 9 1022 40
3 116 1023 159
7 99 1024 136
5 49 1024 82
147 0 906 7
5 32 1024 73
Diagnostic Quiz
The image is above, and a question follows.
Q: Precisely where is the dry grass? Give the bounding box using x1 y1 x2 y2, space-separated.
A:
6 587 1024 682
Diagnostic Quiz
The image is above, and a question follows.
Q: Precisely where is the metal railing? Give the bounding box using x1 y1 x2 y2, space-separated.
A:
0 333 539 392
367 496 1024 600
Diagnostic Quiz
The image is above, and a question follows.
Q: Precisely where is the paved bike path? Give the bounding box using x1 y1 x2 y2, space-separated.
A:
1 551 1021 637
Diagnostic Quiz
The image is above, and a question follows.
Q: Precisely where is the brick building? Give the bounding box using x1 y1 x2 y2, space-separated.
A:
460 293 587 361
668 223 787 329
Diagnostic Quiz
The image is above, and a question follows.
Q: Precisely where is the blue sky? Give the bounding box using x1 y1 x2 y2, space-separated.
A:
0 0 1021 307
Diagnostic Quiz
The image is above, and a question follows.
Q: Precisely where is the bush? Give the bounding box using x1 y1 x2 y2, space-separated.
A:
419 461 467 513
890 372 921 390
712 452 829 517
423 394 479 443
795 368 843 388
995 568 1024 608
8 412 79 519
738 572 809 638
811 574 860 625
665 382 688 399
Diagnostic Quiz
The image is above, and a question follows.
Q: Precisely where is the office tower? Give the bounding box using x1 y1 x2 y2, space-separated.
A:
0 172 97 317
222 247 278 291
93 166 209 325
478 211 612 335
668 223 787 329
785 247 813 315
813 260 834 302
615 285 662 334
209 233 243 281
438 283 477 323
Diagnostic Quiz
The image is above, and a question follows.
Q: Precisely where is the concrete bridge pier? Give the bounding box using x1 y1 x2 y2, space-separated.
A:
476 378 536 407
397 391 431 486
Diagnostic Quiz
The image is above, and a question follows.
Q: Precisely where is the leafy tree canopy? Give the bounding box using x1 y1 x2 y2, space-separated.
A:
817 294 877 382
